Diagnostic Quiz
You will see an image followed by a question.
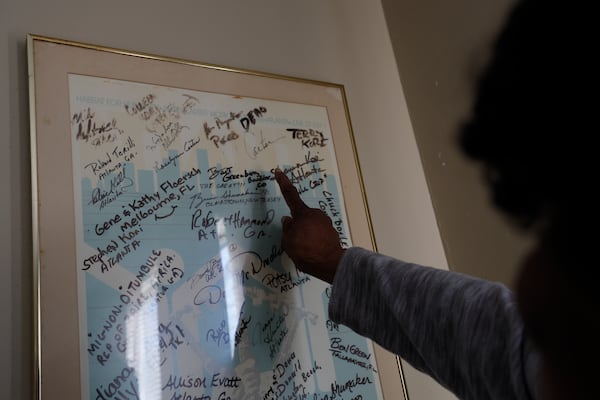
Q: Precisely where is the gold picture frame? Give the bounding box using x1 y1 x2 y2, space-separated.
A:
28 34 407 400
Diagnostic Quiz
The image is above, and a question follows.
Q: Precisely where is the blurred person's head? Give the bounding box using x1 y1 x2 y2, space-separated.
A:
460 0 598 397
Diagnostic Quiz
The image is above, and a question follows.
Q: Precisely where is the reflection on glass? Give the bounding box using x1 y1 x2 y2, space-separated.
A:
69 74 385 399
127 297 160 400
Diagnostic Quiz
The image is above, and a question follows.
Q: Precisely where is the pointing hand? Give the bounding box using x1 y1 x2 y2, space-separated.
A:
274 169 345 284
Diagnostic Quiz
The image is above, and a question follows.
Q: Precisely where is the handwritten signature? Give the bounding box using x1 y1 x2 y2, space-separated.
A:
88 167 134 210
206 319 230 348
244 130 285 160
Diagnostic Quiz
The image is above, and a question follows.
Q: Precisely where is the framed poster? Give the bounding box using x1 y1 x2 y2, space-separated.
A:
28 35 407 400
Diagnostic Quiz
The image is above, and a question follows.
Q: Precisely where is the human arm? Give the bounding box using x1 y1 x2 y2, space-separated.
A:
329 247 538 400
274 169 537 400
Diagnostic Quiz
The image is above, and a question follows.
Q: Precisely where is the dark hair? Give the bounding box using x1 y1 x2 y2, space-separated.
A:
460 0 598 395
460 0 594 268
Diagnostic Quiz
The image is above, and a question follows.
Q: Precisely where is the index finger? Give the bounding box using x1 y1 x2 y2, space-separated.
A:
274 169 309 216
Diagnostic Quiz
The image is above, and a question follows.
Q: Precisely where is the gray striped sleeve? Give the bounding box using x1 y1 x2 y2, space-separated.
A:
328 247 538 400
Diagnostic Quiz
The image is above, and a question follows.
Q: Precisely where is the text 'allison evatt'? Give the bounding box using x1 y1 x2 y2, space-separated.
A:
87 249 185 367
93 366 242 400
162 372 242 400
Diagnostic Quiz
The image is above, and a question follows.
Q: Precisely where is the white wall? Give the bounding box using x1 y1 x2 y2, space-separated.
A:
381 0 529 289
1 1 452 399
